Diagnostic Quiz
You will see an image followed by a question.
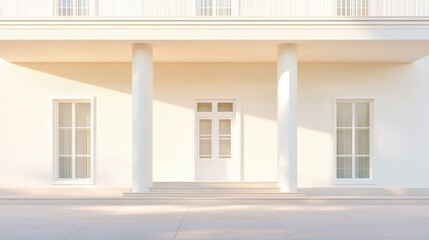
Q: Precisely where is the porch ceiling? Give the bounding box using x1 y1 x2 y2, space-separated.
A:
0 40 429 62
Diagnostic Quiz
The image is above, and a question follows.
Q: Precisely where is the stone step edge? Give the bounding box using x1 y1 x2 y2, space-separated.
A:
150 186 279 188
2 196 429 200
127 192 302 195
149 188 282 191
152 182 278 186
149 187 281 189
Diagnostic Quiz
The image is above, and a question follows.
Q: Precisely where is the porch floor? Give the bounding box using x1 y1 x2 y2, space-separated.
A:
0 202 428 240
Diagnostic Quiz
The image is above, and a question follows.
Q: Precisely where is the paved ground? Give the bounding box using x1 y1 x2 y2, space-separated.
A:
0 204 428 240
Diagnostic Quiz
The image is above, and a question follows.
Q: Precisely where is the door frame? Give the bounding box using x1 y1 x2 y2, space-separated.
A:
193 98 241 181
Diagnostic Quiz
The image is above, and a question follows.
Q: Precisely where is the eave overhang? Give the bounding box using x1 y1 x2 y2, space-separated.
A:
1 17 429 62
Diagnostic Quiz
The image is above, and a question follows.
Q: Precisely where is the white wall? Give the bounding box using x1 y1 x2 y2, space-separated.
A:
298 57 429 188
1 59 429 188
0 62 278 187
0 62 132 188
153 63 277 182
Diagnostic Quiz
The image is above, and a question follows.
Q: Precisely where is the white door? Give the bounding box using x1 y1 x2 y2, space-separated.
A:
196 101 235 181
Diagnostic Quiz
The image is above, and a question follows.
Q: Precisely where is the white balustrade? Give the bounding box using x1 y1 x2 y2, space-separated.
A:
1 0 429 17
0 0 53 17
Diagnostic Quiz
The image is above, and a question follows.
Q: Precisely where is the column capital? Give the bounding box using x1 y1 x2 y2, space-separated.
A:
132 43 152 51
278 43 297 50
278 44 297 60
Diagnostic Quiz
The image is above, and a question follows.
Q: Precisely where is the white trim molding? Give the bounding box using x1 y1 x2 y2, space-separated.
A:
2 18 429 41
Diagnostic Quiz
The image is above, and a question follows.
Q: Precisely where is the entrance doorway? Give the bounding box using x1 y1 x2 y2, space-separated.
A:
195 100 235 180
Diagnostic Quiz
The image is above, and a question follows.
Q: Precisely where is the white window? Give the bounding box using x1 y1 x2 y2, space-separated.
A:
53 99 94 183
337 0 369 16
56 0 90 16
335 99 373 180
195 100 236 181
196 0 237 16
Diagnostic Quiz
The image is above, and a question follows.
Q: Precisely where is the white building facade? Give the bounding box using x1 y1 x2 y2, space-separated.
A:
1 0 429 195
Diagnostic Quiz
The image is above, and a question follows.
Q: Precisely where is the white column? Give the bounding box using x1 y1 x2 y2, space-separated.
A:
277 44 298 193
132 44 153 193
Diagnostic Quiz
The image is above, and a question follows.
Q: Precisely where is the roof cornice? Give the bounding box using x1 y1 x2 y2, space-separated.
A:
1 17 429 40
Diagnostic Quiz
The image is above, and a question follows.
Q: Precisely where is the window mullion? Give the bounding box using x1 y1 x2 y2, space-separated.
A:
55 102 59 179
213 116 218 180
352 102 356 179
369 101 372 179
72 102 76 179
213 100 217 113
213 101 217 179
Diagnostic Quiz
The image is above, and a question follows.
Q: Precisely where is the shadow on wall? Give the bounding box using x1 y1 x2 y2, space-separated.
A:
15 60 427 142
15 61 424 142
16 60 426 127
17 62 132 94
16 62 279 121
14 62 280 182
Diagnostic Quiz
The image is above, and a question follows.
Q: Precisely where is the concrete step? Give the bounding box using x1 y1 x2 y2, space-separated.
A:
3 196 429 205
123 192 305 199
149 182 281 193
151 182 278 188
149 187 281 193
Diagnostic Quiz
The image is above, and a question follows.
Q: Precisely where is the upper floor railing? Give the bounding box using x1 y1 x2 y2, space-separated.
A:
1 0 429 18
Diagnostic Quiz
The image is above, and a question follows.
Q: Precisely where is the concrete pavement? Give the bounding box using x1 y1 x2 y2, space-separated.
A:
1 203 428 240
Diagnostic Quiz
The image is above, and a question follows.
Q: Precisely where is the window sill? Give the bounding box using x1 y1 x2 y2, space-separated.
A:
333 179 377 185
51 179 94 185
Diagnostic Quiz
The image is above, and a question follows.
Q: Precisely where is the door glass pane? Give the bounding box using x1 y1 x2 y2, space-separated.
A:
75 103 90 127
337 157 352 178
197 103 212 112
355 157 370 178
75 128 91 155
219 119 231 135
337 129 352 155
337 103 352 127
59 156 72 178
199 119 211 135
199 139 212 156
355 103 370 127
219 139 231 157
218 102 233 112
59 103 72 127
75 156 91 178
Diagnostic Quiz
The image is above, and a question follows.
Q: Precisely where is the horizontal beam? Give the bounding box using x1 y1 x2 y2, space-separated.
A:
1 18 429 41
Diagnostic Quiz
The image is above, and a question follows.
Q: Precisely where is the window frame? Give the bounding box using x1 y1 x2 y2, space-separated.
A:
55 0 91 17
195 0 239 17
336 0 369 17
51 97 95 185
333 97 376 185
